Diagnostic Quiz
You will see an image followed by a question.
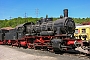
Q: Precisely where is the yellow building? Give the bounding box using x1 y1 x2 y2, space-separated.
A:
74 25 90 41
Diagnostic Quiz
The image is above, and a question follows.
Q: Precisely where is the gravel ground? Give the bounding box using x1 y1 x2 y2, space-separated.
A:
0 45 90 60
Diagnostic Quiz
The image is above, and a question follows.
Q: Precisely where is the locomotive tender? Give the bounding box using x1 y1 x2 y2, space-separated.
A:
0 9 83 53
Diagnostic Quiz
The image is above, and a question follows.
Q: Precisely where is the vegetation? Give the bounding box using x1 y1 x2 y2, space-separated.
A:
0 17 90 28
0 17 40 28
73 17 90 24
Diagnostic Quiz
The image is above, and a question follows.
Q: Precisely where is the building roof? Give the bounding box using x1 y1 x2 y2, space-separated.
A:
76 25 90 28
1 27 14 30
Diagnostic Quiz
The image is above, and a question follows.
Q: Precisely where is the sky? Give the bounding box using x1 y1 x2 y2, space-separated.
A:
0 0 90 20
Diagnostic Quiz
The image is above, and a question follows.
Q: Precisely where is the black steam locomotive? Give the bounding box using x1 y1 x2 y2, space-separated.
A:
0 9 82 53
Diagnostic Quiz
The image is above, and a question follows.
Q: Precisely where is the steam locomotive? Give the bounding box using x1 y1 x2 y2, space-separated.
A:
0 9 83 53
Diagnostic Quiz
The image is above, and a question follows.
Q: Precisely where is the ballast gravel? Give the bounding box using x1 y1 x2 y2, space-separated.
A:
0 45 90 60
0 45 56 60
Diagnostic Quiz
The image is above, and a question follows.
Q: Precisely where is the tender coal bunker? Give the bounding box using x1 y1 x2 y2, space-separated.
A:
0 29 9 40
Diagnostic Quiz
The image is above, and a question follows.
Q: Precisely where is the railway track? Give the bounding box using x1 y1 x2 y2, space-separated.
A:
3 45 90 60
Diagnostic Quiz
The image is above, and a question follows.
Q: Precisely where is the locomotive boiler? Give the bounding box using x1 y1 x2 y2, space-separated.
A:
31 9 75 37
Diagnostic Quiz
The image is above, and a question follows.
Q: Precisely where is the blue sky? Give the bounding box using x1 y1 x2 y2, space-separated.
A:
0 0 90 20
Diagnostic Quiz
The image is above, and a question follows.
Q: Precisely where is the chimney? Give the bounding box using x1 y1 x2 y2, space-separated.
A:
46 15 48 18
63 9 68 17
